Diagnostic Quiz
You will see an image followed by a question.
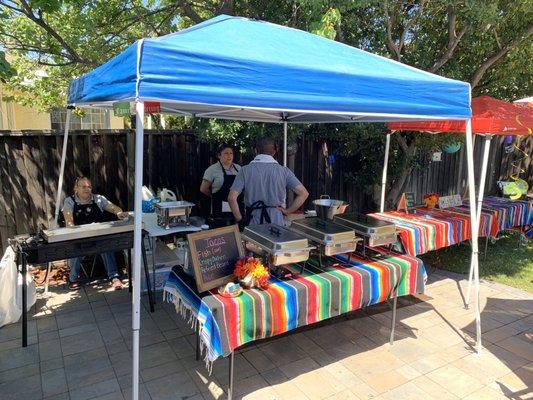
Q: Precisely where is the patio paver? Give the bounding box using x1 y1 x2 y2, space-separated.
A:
0 268 531 399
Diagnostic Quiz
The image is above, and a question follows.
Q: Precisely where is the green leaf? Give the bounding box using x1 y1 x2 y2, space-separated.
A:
0 51 17 82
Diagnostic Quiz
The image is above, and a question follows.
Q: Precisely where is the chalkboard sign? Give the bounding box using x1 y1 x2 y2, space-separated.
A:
187 225 244 292
397 192 416 213
404 192 416 210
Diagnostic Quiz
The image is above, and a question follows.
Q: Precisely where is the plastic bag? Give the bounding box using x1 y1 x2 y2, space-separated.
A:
0 247 36 327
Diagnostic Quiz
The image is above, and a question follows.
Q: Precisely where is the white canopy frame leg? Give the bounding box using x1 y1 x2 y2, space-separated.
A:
283 121 288 167
465 134 492 308
53 108 72 227
132 101 145 400
464 120 482 353
46 108 72 294
380 133 392 212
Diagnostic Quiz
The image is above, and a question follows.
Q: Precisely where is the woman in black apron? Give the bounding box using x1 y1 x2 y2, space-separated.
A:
200 144 243 227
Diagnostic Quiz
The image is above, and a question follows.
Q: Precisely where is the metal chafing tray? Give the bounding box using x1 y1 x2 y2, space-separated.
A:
241 224 314 266
333 213 397 247
155 201 195 229
289 218 360 256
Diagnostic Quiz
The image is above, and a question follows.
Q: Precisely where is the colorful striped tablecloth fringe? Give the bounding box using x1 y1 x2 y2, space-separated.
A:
163 251 427 366
370 196 531 256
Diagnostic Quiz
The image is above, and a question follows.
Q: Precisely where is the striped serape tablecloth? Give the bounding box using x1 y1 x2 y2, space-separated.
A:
370 196 532 256
370 210 474 256
163 251 426 365
476 196 532 230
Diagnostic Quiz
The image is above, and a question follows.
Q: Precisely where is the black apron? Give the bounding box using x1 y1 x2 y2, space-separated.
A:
211 162 243 227
242 201 273 227
72 195 107 225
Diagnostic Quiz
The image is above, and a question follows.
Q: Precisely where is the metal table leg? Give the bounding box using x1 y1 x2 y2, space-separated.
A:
484 236 489 261
228 351 234 400
21 251 28 347
195 326 201 361
389 293 398 345
151 237 157 304
44 262 52 294
389 269 405 346
141 234 155 312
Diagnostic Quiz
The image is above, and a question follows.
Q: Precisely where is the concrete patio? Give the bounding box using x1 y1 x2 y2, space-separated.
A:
0 269 531 400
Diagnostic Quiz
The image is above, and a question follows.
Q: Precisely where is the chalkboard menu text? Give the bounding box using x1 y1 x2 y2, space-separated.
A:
404 192 416 210
187 225 244 292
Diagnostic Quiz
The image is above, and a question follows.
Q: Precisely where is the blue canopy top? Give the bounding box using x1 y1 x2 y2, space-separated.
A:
68 15 471 123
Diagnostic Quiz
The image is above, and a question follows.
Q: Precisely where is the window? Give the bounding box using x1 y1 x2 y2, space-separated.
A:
51 108 111 130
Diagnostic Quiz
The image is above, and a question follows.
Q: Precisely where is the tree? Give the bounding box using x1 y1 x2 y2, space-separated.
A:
0 50 16 82
328 0 532 206
1 0 531 207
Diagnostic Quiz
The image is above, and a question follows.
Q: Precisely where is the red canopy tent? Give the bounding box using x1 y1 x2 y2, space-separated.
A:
389 96 533 135
378 96 532 348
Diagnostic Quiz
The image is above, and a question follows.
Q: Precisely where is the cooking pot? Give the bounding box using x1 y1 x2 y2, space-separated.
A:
312 195 349 220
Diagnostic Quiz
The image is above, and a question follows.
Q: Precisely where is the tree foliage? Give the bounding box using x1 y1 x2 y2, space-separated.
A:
1 0 531 205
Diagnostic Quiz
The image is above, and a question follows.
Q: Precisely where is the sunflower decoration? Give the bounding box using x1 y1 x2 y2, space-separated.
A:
234 257 270 289
423 193 439 209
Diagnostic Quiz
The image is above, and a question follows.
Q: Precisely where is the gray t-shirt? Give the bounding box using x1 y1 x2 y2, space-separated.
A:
202 162 241 194
62 194 110 213
230 155 302 225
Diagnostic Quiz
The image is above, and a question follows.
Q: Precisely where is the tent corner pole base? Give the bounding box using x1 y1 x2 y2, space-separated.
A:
464 119 482 354
132 330 140 399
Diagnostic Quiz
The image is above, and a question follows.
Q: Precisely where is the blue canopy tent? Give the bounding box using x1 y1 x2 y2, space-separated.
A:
60 15 478 400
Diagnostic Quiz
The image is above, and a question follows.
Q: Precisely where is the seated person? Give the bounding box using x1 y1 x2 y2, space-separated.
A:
62 176 128 290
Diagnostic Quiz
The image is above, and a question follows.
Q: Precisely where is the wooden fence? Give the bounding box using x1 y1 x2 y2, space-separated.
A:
0 129 531 251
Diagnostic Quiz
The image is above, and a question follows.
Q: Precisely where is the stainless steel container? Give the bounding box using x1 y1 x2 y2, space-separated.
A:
333 213 397 247
312 195 349 220
241 224 313 266
289 218 360 256
155 201 195 229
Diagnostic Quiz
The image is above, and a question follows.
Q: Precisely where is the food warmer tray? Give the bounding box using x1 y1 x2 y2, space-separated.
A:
289 218 361 256
333 213 397 247
155 201 195 229
241 224 314 266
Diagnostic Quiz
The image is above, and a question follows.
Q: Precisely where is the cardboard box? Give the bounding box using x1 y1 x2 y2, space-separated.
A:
141 266 172 292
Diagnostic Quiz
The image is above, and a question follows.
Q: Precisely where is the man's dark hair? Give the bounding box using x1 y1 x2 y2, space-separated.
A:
255 138 277 156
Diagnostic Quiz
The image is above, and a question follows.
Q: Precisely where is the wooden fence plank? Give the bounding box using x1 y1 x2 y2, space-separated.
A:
22 137 48 231
5 137 32 234
0 130 531 251
0 137 17 249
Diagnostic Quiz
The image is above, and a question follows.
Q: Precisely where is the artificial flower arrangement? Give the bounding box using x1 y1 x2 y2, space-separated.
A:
423 192 439 208
234 256 270 289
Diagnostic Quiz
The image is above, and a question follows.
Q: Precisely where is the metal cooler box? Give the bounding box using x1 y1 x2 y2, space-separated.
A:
333 213 397 247
289 218 360 256
241 224 313 266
